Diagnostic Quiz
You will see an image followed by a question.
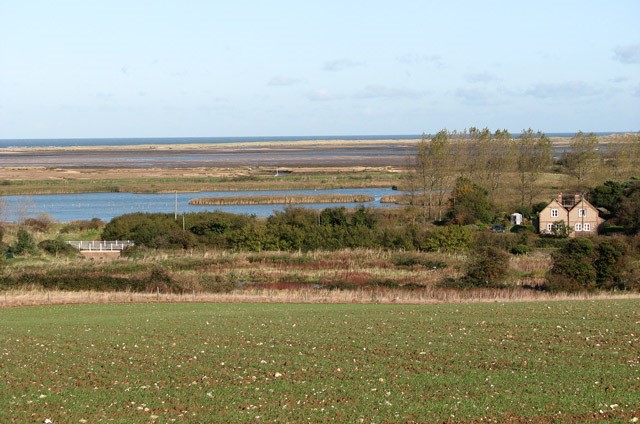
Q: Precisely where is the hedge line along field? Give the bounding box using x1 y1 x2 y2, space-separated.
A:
1 301 639 423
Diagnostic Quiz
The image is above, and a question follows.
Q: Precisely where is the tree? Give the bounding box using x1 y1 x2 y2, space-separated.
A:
564 131 599 189
412 130 453 220
484 129 515 200
445 177 494 225
618 185 640 235
515 129 552 207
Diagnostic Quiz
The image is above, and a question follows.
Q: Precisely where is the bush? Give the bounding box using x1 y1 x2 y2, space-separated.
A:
60 218 105 233
463 246 510 288
547 238 597 292
444 178 495 225
23 213 55 232
13 229 38 255
510 224 535 233
510 244 531 255
594 238 639 290
38 238 78 257
419 225 474 252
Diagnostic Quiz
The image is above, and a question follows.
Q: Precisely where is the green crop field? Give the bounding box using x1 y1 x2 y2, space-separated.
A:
1 300 639 423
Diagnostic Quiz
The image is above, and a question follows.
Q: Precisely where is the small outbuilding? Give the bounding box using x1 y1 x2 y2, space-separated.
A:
510 213 523 226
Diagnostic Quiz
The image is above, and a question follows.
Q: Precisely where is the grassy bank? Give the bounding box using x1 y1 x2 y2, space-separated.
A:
189 194 375 205
0 168 402 195
1 301 638 422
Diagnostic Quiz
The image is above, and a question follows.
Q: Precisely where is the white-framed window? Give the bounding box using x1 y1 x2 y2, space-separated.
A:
575 223 582 231
547 223 553 232
579 208 587 217
584 223 591 232
551 209 559 217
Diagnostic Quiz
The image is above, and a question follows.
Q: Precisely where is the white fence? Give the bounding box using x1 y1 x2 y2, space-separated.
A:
67 240 134 252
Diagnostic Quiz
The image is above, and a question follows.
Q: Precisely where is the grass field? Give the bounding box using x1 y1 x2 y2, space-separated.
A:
1 300 638 422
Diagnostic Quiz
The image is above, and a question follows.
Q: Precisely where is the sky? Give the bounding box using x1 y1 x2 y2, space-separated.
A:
1 1 639 139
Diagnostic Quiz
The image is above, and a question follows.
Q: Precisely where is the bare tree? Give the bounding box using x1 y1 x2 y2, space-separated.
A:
564 131 599 189
412 130 455 220
515 129 552 207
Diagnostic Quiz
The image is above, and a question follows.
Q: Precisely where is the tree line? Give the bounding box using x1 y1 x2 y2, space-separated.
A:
408 128 640 221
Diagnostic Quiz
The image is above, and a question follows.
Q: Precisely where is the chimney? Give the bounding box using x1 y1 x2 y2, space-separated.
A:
574 193 581 205
556 192 563 204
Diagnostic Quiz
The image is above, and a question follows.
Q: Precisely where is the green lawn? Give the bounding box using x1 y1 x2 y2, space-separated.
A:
1 301 638 422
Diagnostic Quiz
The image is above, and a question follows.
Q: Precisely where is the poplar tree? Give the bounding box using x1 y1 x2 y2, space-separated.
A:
564 131 599 189
515 129 552 207
413 130 453 220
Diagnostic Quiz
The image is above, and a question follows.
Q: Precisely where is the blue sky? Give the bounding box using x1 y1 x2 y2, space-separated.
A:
1 1 639 139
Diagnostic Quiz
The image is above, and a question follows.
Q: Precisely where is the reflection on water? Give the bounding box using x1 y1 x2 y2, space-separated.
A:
2 188 398 222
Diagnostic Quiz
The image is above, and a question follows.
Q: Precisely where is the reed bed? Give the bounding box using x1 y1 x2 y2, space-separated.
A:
2 286 639 308
189 194 375 205
380 194 412 204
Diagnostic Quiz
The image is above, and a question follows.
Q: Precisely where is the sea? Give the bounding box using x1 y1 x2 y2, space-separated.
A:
0 132 626 148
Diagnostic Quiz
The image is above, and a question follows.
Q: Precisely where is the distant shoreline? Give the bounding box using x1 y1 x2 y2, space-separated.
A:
0 131 634 150
0 137 421 153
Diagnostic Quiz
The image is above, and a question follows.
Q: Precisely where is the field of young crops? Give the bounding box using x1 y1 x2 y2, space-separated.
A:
1 300 639 422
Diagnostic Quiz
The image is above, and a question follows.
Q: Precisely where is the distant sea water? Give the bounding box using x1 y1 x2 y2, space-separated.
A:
0 133 626 148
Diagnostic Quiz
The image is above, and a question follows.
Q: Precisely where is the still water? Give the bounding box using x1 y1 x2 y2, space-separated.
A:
1 188 398 222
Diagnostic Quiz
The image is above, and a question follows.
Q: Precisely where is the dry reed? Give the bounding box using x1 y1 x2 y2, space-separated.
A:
189 194 374 205
2 287 638 308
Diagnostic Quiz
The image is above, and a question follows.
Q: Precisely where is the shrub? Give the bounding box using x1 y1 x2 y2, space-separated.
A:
60 218 105 233
444 178 495 225
510 224 535 233
38 238 78 257
13 229 38 255
419 225 473 252
547 238 597 292
463 246 511 288
594 238 639 290
23 213 55 232
510 244 531 255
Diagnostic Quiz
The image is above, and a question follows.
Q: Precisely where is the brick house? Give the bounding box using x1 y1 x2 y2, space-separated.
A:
539 193 604 237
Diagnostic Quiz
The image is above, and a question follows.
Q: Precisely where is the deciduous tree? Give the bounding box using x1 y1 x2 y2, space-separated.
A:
515 129 552 207
564 131 599 189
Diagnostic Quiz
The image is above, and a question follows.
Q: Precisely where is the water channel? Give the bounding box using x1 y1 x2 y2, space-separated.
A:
1 188 399 222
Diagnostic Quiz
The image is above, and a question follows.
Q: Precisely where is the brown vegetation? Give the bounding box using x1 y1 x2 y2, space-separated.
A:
189 194 374 205
3 286 638 308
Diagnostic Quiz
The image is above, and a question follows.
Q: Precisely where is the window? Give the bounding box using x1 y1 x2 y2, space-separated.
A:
551 209 558 217
584 223 591 232
547 223 553 232
579 208 587 217
575 223 582 231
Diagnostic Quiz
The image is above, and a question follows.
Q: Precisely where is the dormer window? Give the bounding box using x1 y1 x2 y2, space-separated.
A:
551 209 559 217
578 208 586 217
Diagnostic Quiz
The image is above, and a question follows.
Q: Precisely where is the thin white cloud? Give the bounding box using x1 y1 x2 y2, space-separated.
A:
613 44 640 64
465 71 501 83
524 81 602 99
353 85 424 100
268 76 303 87
455 87 492 104
633 84 640 98
306 88 343 101
322 59 363 72
610 76 628 84
396 53 444 68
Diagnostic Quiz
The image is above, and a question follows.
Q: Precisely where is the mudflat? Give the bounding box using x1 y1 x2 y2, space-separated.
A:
0 139 419 169
0 139 413 194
